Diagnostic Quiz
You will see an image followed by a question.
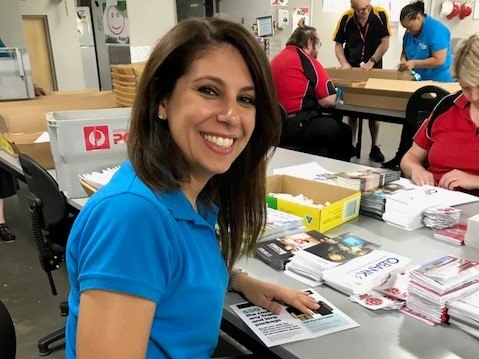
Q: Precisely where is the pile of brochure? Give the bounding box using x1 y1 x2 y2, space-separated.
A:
465 213 479 249
322 250 412 296
447 290 479 339
360 178 416 220
382 186 479 231
402 256 479 325
259 207 305 242
423 206 462 230
335 168 401 192
433 223 467 245
256 230 320 270
284 232 380 287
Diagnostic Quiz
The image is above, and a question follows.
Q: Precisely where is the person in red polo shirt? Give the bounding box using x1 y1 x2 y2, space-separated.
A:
270 25 352 161
401 34 479 195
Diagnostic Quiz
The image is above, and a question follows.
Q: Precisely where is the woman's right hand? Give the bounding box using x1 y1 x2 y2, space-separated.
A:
410 167 435 186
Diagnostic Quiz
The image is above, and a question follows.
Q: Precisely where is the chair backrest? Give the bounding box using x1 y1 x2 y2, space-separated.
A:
0 300 16 359
19 153 74 295
405 85 450 131
19 153 67 229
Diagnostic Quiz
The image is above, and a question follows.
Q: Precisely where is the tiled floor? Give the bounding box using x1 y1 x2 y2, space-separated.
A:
0 121 403 358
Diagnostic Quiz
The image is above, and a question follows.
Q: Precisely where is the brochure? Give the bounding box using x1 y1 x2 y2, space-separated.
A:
230 288 359 347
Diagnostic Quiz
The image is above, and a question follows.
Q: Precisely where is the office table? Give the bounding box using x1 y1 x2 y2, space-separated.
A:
222 147 479 359
332 104 405 159
0 150 87 211
4 146 479 358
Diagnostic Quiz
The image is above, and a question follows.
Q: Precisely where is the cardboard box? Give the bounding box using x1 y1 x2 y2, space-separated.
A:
266 175 361 233
0 90 117 133
326 67 413 86
341 78 461 111
0 132 54 170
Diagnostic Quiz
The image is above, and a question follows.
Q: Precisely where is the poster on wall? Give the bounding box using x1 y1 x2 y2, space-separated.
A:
271 0 289 6
292 7 310 32
103 0 130 44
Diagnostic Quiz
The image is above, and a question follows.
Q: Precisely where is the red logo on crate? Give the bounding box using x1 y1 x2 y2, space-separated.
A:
83 126 111 151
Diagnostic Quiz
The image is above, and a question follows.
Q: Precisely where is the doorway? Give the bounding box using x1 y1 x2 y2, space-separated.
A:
22 16 57 91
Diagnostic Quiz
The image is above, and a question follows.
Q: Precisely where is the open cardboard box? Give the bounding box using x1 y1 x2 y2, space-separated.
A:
0 90 117 133
0 132 54 170
326 67 413 87
341 78 461 111
266 175 361 233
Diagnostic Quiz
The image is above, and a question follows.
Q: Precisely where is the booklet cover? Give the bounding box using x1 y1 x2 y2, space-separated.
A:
304 232 380 264
256 231 327 270
230 288 359 347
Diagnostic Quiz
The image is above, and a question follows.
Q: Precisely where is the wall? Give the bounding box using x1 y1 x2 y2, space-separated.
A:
19 0 85 90
0 0 26 46
128 0 177 46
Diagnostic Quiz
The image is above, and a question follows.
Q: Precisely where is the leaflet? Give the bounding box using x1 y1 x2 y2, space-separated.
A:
230 288 359 347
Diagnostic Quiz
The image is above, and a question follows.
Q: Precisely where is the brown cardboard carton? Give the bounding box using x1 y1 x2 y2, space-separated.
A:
0 132 54 170
0 90 117 133
341 79 461 111
326 67 413 86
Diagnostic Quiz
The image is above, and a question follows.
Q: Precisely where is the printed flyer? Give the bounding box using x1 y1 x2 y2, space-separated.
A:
230 289 359 347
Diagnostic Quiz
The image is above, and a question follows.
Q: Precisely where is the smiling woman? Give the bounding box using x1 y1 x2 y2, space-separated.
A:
65 17 321 359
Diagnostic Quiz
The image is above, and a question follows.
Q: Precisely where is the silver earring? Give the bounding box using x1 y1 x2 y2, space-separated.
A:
158 114 164 120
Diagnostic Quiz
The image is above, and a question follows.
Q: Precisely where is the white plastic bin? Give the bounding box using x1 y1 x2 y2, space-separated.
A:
47 107 132 198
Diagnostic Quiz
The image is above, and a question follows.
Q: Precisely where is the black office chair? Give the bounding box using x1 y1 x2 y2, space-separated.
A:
19 153 75 356
0 300 16 359
383 85 450 169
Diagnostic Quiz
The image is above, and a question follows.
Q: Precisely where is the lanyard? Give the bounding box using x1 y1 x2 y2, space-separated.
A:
355 20 369 61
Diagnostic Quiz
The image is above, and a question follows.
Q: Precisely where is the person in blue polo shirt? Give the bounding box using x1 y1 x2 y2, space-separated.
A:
398 1 453 83
65 18 320 359
382 1 454 169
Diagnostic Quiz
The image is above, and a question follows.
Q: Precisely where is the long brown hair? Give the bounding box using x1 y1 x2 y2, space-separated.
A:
128 18 282 269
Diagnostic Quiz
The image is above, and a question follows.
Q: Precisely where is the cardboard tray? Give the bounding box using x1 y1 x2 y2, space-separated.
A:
266 175 361 232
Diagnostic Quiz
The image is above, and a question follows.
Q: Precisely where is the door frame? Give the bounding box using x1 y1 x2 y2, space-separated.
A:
22 15 58 91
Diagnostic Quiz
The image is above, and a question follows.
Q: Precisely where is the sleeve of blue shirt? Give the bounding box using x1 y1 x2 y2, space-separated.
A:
74 193 176 303
428 23 450 53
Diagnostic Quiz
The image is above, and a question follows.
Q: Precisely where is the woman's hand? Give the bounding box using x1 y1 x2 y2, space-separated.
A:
234 274 319 315
398 60 415 72
410 166 435 186
438 169 479 191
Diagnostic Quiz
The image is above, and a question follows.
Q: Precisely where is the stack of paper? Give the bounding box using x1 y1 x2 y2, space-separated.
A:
322 250 412 296
433 223 467 245
382 186 479 231
465 213 479 249
447 290 479 339
285 232 379 287
79 166 120 189
336 168 401 192
255 231 322 270
403 256 479 325
259 207 306 242
360 178 417 220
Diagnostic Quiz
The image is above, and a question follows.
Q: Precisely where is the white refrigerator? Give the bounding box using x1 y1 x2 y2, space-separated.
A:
77 6 100 90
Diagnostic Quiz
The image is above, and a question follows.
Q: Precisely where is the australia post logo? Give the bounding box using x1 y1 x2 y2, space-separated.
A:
83 126 128 151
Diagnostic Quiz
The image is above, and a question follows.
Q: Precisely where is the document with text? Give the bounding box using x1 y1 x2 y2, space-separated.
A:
230 288 359 347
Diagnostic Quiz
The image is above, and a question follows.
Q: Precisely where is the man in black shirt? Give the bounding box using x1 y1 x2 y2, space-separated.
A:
333 0 391 162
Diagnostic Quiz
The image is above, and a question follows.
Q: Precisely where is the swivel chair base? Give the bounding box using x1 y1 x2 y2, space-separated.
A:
38 327 65 356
